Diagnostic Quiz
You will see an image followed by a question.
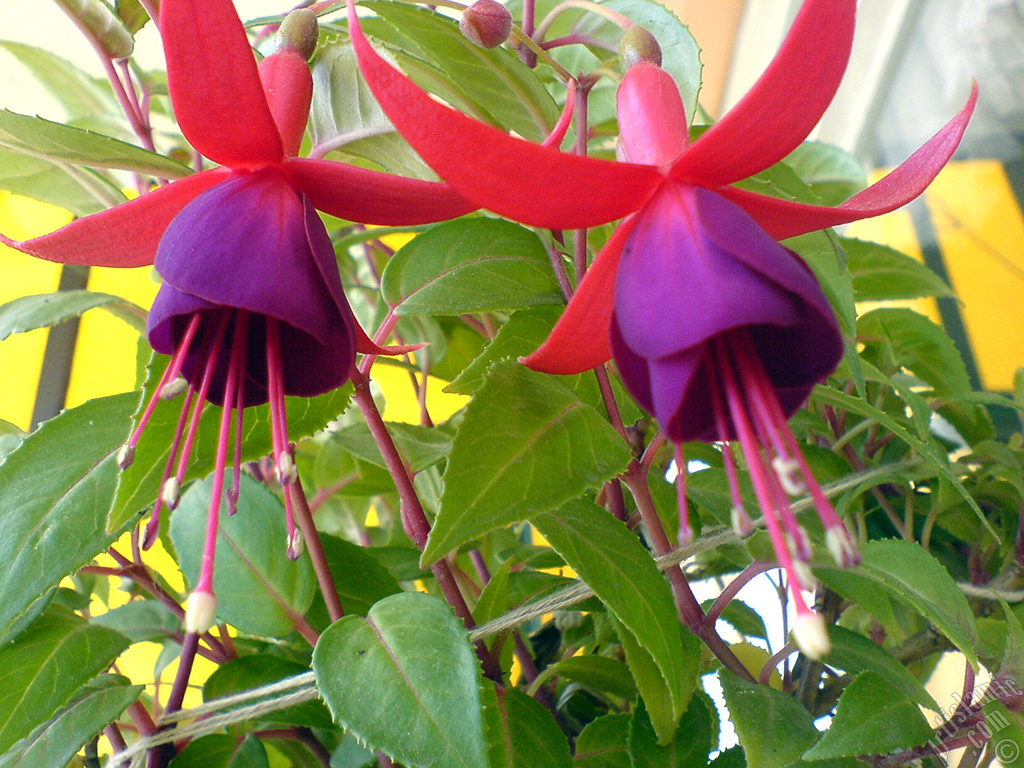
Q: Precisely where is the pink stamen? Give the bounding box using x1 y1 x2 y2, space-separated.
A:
195 313 242 596
265 318 299 557
715 337 804 589
121 314 203 465
143 383 198 549
170 312 230 497
732 331 856 557
708 373 753 536
673 441 692 545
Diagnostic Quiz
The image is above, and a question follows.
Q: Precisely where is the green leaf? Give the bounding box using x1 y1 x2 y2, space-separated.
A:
447 307 564 395
307 535 402 622
168 734 270 768
313 592 488 768
92 598 180 643
424 361 632 564
998 597 1024 688
718 671 819 768
858 307 994 442
381 218 563 315
203 655 333 730
0 109 191 177
824 625 939 711
0 675 142 768
783 142 867 206
310 41 435 179
816 539 978 667
0 290 146 341
360 1 560 142
0 148 126 215
327 421 452 473
574 713 631 768
811 384 992 538
842 238 954 301
0 606 130 754
109 350 352 531
0 394 134 640
530 655 637 700
804 671 934 759
485 687 573 768
171 472 316 637
0 42 116 120
615 618 689 745
982 699 1024 768
533 500 692 717
628 694 715 768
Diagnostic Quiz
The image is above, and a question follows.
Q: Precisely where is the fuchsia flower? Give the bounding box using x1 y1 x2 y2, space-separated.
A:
2 0 473 634
346 0 976 655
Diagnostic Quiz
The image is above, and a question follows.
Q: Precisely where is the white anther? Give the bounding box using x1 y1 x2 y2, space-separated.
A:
826 527 859 567
161 477 181 510
730 506 753 537
117 443 135 469
160 376 188 400
184 590 218 634
287 529 304 560
773 456 806 496
276 450 297 485
792 610 830 660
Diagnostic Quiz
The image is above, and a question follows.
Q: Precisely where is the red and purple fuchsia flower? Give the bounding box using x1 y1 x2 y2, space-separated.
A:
347 0 976 656
1 0 472 635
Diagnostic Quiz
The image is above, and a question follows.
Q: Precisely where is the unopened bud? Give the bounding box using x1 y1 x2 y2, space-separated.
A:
160 376 188 400
278 8 319 61
117 443 135 469
184 590 218 634
618 25 662 70
161 477 181 510
826 526 860 567
276 450 297 486
792 610 830 660
460 0 513 49
772 456 806 496
287 529 304 560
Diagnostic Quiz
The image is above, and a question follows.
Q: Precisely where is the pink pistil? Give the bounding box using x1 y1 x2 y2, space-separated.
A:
265 318 300 559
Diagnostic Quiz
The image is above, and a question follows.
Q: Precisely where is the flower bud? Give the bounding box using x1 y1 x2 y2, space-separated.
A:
184 589 218 634
619 25 662 70
460 0 513 49
278 8 319 62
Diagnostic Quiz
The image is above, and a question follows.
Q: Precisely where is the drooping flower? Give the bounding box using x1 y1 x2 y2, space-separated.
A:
1 0 473 634
345 0 976 657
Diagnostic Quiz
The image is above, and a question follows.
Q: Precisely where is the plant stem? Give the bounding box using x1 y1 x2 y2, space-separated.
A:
291 479 345 623
622 468 754 682
351 369 503 682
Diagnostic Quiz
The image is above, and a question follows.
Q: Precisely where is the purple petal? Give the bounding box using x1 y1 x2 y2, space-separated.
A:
614 183 803 359
148 168 357 402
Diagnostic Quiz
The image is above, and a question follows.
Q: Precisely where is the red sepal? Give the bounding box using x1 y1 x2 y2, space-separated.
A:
0 170 229 267
521 216 638 374
719 82 978 241
161 0 283 168
347 0 662 229
672 0 856 188
285 158 476 225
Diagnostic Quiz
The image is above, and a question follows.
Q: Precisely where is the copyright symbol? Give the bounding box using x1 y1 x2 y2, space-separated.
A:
996 738 1020 764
